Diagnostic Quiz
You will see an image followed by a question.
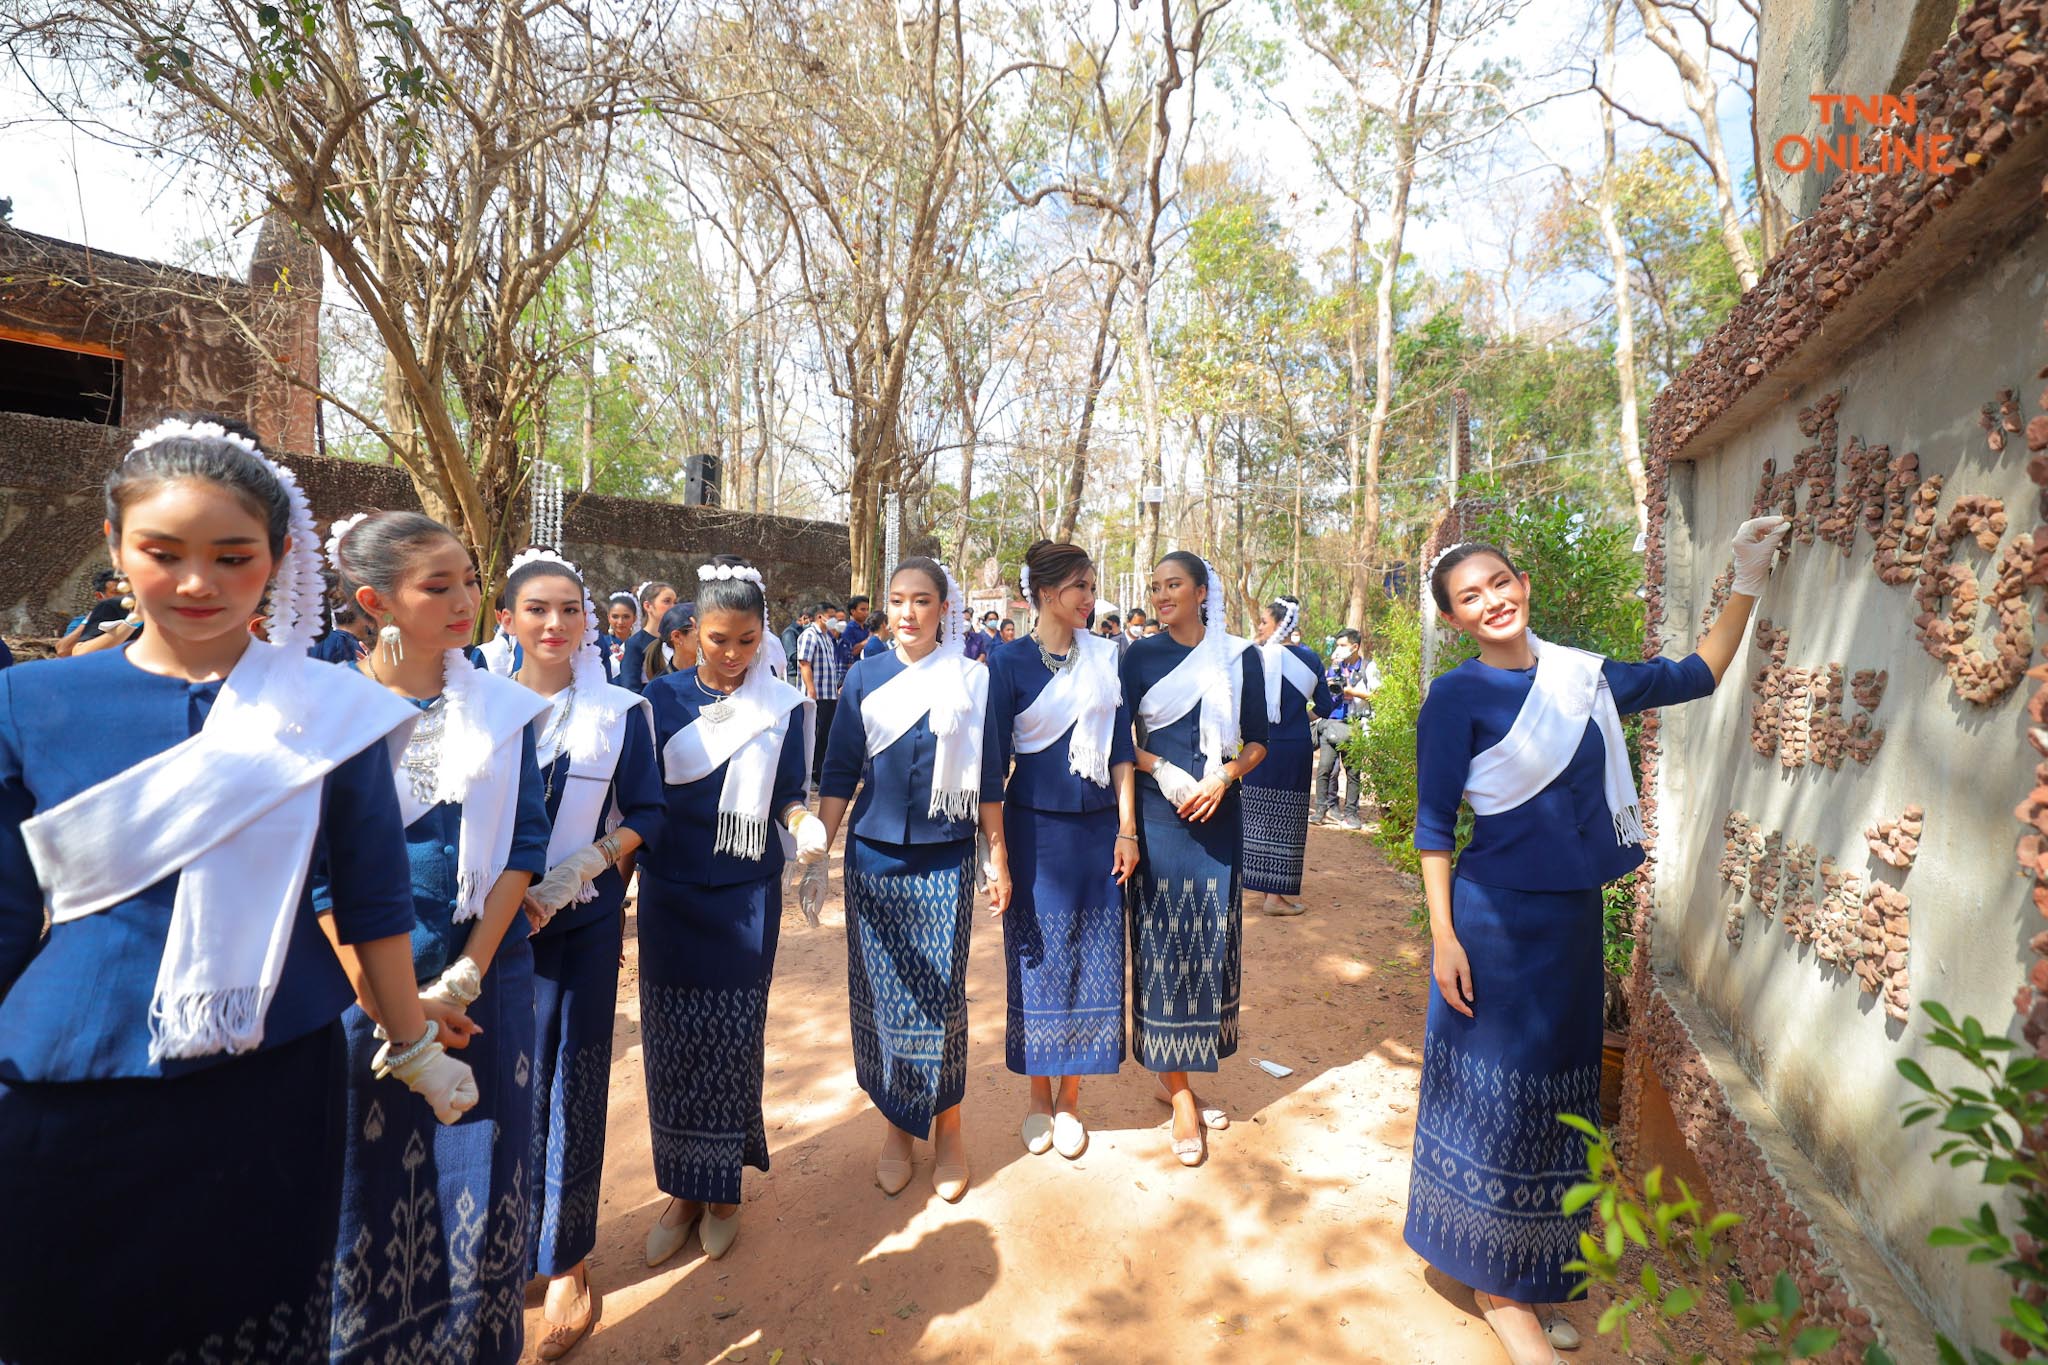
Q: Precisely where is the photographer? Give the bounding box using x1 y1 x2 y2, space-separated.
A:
1310 629 1377 829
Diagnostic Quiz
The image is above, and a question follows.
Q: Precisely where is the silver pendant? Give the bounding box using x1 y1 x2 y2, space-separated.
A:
703 698 736 724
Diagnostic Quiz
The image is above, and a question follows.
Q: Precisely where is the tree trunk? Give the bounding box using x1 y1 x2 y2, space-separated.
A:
1350 0 1440 631
578 343 597 492
1343 209 1368 631
1354 136 1409 632
1600 0 1649 535
1129 263 1165 578
1635 0 1760 289
1057 281 1119 544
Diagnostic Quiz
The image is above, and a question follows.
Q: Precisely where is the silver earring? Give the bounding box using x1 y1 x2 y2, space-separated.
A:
115 576 139 628
378 618 404 665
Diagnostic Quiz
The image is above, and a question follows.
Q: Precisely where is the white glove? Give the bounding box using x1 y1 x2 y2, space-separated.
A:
1152 761 1202 807
390 1042 478 1125
529 844 611 912
797 859 828 926
420 954 481 1008
1730 515 1792 597
790 810 829 864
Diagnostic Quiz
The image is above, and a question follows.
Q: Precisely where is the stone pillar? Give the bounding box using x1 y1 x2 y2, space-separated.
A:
246 215 322 455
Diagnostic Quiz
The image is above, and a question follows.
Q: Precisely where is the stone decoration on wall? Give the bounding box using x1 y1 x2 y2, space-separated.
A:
1746 619 1888 769
1718 807 1915 1022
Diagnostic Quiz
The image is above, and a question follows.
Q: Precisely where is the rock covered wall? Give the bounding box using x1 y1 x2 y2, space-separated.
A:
1626 2 2048 1352
0 411 850 634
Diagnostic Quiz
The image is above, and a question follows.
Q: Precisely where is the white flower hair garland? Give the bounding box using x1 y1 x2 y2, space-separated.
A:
128 418 323 651
1427 541 1471 580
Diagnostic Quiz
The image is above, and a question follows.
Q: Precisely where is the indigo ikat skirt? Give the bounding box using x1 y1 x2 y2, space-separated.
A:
1240 734 1312 896
1128 786 1243 1074
1404 876 1603 1302
844 835 975 1138
637 868 782 1206
1001 804 1126 1075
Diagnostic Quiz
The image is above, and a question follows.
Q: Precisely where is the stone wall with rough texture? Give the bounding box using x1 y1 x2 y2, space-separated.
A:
0 411 850 634
1627 2 2048 1354
0 223 321 456
1756 0 1956 221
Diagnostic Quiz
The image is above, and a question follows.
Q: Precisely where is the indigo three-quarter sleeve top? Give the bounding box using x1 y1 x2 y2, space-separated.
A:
1119 632 1271 800
983 637 1135 814
339 681 552 983
1413 651 1716 892
639 670 810 888
1263 644 1334 744
0 650 417 1082
534 698 665 937
820 648 994 847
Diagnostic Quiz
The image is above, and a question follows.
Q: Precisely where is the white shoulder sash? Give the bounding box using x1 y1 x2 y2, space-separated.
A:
21 643 418 1060
1012 632 1121 786
1461 632 1644 846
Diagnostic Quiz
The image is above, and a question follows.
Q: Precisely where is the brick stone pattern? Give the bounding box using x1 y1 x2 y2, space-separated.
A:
0 221 321 457
0 411 850 634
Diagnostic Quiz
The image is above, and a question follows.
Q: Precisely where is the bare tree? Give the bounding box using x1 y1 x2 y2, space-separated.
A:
5 0 648 576
1602 0 1765 282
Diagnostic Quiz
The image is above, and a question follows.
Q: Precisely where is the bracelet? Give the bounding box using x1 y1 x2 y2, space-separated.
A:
599 833 622 865
1116 833 1140 844
371 1018 441 1079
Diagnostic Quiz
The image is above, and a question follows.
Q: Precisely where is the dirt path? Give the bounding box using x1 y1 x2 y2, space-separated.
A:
522 826 1635 1364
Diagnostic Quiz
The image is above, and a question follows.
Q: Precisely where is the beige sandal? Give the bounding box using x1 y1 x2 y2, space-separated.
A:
1153 1080 1229 1130
536 1287 597 1360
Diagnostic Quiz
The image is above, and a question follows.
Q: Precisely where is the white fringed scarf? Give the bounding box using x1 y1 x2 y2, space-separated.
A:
1135 556 1252 780
21 640 417 1061
662 663 811 861
408 648 553 920
1462 630 1645 847
1257 599 1319 724
661 563 813 860
1012 630 1121 786
863 562 985 819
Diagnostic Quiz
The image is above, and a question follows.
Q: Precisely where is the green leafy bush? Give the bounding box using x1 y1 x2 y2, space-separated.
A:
1562 1114 1896 1365
1896 1002 2048 1362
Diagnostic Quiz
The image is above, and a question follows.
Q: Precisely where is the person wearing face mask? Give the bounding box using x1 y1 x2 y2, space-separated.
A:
797 601 846 792
1404 519 1790 1365
1311 629 1377 829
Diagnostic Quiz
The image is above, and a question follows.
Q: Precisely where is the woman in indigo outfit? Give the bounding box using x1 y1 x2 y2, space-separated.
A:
1404 518 1790 1364
0 420 472 1365
325 510 553 1365
1120 550 1267 1167
505 550 664 1358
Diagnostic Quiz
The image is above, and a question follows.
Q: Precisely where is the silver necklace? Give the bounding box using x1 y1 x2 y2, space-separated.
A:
1033 633 1077 675
400 697 449 806
694 670 739 724
537 687 577 801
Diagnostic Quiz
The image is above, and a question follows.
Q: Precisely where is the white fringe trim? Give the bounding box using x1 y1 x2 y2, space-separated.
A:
453 868 488 922
1068 737 1111 788
148 984 273 1062
1613 803 1647 848
928 786 981 822
714 809 771 862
